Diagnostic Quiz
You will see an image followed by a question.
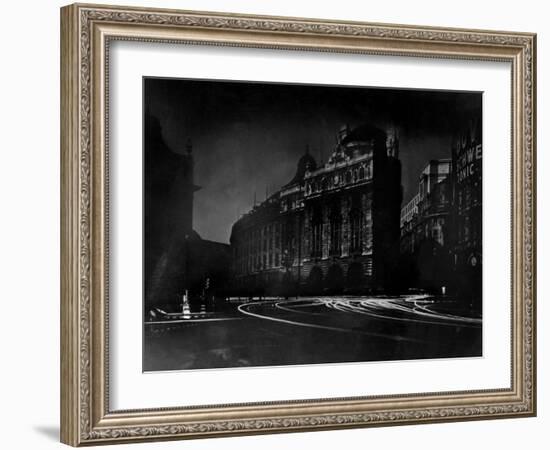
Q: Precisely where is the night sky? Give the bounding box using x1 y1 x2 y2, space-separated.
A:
144 78 481 244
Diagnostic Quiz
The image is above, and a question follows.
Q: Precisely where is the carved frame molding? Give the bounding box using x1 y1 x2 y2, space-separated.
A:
61 3 536 446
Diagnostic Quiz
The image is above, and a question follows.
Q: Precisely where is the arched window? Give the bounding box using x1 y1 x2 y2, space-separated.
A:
310 207 322 257
358 165 365 180
345 170 352 184
329 203 342 256
349 208 362 253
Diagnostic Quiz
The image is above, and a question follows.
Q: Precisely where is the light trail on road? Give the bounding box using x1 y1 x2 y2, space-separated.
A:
274 299 326 316
145 317 243 325
145 295 482 371
412 302 481 324
237 300 425 343
239 295 481 330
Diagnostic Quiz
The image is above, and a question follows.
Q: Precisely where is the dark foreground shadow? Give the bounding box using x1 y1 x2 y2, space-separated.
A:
33 425 59 441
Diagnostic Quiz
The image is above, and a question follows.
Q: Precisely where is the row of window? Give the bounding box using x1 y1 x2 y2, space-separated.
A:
305 161 373 196
310 200 367 257
234 224 282 257
235 252 282 274
236 221 369 276
456 182 481 212
234 220 291 274
456 211 481 245
402 210 481 253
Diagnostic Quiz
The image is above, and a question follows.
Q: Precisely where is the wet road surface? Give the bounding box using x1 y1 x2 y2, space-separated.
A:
143 295 482 371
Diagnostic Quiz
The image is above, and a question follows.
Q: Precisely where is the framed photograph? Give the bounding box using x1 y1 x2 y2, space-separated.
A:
60 3 536 446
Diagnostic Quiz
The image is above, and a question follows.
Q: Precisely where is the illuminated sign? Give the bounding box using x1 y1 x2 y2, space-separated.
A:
456 143 482 183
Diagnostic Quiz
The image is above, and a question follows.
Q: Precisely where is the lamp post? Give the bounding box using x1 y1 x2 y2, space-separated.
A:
282 248 292 299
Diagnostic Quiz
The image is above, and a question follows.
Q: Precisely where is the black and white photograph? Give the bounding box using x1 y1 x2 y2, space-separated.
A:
143 77 483 372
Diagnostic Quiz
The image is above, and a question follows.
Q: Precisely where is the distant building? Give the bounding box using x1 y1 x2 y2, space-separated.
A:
399 159 453 290
399 118 482 307
400 193 420 231
229 123 402 296
400 160 452 251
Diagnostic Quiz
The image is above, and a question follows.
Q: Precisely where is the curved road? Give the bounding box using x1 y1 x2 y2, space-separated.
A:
238 295 481 339
145 295 482 371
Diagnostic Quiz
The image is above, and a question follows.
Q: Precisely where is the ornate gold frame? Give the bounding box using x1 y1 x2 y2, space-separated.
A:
60 3 536 446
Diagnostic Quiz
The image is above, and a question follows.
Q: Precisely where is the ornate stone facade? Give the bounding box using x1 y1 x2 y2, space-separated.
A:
230 124 402 296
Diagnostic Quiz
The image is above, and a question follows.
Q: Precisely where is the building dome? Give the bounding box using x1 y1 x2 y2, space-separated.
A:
286 148 317 186
341 123 386 145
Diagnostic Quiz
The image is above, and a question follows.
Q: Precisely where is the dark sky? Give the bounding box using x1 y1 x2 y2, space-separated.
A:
144 78 481 244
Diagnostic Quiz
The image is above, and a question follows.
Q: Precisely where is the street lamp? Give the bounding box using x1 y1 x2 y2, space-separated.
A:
282 249 293 298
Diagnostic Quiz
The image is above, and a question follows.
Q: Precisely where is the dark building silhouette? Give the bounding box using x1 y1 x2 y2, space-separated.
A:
229 123 402 296
399 118 482 310
450 119 482 310
144 113 230 311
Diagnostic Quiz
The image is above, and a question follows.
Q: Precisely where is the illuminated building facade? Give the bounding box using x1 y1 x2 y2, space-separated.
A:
230 124 402 296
